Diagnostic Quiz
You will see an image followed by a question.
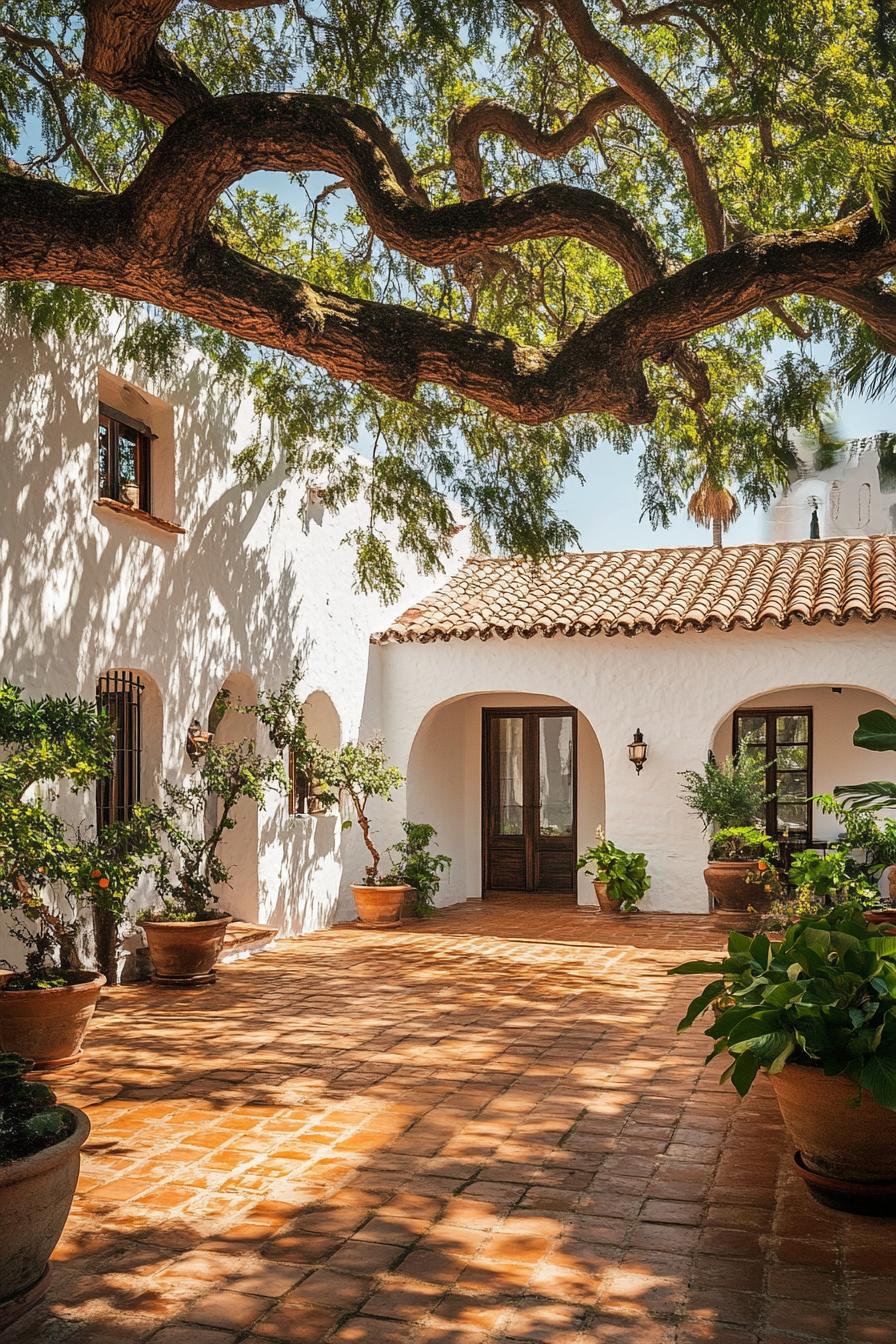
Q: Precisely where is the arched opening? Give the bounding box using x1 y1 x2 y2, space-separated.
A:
210 671 259 923
406 692 605 907
711 683 896 852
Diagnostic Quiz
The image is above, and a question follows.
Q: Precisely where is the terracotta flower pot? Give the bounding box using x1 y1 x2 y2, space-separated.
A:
138 915 232 985
704 860 768 912
592 880 624 914
0 1105 90 1326
0 972 105 1070
351 884 410 928
770 1063 896 1185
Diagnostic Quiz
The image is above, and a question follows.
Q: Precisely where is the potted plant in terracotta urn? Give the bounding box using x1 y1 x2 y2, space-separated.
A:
679 751 775 912
386 821 451 918
317 738 407 926
0 683 117 1068
139 740 285 983
576 829 650 913
671 902 896 1214
0 1051 91 1328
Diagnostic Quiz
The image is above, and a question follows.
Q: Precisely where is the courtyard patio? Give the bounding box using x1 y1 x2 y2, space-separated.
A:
6 898 892 1344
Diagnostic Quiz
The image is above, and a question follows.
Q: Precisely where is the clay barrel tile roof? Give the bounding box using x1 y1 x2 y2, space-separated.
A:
373 536 896 644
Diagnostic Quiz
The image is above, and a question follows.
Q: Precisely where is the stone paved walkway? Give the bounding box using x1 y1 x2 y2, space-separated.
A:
9 897 894 1344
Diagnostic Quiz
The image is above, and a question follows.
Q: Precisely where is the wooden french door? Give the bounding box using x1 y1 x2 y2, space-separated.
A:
482 708 577 893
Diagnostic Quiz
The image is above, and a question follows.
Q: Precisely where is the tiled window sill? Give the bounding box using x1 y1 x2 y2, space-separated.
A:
94 497 186 535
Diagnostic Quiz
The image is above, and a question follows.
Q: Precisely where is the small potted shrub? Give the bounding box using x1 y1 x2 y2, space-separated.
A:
577 829 650 913
671 903 896 1213
757 846 879 935
0 684 117 1068
140 740 285 983
0 1052 90 1325
317 739 407 927
679 752 774 912
386 822 451 918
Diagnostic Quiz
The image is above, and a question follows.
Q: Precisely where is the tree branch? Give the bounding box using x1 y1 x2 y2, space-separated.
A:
550 0 727 250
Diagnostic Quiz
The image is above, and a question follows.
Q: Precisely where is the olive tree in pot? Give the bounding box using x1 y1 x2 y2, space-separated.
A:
139 741 286 984
679 752 774 911
0 1051 90 1326
317 739 406 927
0 683 123 1068
671 903 896 1214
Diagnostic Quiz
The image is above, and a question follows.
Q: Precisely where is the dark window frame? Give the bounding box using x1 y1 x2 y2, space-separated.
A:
733 706 813 843
287 747 309 816
98 408 152 513
96 671 145 829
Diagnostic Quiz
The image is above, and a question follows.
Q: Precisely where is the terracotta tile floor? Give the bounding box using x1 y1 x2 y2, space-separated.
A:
10 896 893 1343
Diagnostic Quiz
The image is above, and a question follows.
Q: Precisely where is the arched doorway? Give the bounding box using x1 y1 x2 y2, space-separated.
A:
711 682 896 853
406 692 604 905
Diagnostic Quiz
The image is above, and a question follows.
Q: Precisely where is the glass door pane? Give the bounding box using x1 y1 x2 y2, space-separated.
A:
539 714 573 837
497 717 524 835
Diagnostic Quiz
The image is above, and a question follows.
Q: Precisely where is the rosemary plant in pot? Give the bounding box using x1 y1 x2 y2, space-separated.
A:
318 739 406 927
577 829 650 913
0 684 117 1067
679 751 774 912
0 1051 91 1326
140 740 285 983
671 902 896 1213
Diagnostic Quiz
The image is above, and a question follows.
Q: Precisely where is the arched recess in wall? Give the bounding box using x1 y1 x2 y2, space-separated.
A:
405 691 605 904
709 681 896 846
303 690 341 752
209 671 260 923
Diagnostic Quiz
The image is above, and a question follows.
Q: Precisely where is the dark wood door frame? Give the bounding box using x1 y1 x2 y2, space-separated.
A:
481 706 578 896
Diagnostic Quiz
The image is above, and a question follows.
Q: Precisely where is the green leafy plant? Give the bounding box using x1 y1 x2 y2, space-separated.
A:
247 663 338 810
679 751 773 834
0 682 129 986
0 1052 74 1165
385 821 451 917
788 847 878 907
834 709 896 811
577 830 651 912
144 741 286 921
670 904 896 1109
315 739 403 883
708 826 776 861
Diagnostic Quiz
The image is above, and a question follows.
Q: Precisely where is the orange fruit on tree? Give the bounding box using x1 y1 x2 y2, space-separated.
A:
98 877 109 888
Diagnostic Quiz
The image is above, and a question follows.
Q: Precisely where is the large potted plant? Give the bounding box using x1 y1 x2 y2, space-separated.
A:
140 740 285 983
826 709 896 909
671 903 896 1213
0 684 115 1068
386 821 451 918
577 829 651 913
0 1052 90 1327
679 752 774 911
318 739 406 927
758 845 880 934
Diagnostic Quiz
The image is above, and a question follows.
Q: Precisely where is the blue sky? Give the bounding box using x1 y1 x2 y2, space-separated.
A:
559 387 896 552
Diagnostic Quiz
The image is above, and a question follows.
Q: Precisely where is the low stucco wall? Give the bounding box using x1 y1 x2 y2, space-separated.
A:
377 620 896 913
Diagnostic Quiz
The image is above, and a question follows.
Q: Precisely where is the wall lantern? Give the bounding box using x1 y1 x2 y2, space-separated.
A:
185 718 214 765
627 728 648 774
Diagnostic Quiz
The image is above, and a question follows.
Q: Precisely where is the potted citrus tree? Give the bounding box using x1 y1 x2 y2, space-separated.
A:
0 1051 91 1326
317 738 406 926
671 902 896 1213
577 829 650 913
679 752 774 911
0 683 115 1068
140 740 285 983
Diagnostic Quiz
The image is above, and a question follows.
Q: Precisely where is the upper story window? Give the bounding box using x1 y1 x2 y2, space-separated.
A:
98 403 153 514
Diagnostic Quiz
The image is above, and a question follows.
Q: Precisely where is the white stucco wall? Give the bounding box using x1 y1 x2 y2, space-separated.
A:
377 620 896 913
0 314 466 964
